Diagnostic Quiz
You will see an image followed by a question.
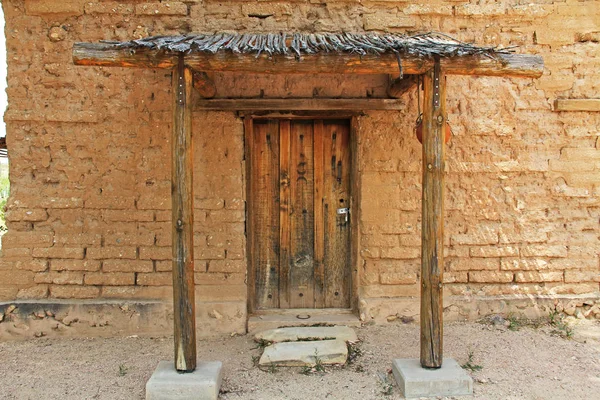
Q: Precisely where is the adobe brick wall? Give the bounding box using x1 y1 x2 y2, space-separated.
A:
0 0 598 333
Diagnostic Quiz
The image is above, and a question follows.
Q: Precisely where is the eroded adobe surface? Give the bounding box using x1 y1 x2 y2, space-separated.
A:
0 1 598 335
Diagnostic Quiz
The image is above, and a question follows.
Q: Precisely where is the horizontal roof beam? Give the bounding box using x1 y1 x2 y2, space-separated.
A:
73 43 543 78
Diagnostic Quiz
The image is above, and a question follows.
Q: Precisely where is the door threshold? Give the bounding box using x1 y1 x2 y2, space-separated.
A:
248 309 361 334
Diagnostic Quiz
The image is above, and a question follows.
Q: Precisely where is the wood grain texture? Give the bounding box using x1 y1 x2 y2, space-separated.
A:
278 120 292 309
554 99 600 112
196 99 405 111
313 120 325 308
349 116 360 311
171 56 196 372
191 71 217 99
420 61 446 369
249 119 352 310
322 120 351 308
73 43 543 78
244 117 256 313
252 120 281 309
387 75 418 98
289 121 315 308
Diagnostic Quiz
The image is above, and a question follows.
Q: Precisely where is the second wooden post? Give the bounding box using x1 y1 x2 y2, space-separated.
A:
172 54 197 372
420 58 445 369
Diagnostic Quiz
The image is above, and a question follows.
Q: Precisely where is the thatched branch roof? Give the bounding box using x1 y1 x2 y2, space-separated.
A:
102 32 511 58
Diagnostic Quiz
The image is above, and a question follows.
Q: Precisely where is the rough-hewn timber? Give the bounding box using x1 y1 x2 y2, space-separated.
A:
387 75 418 98
171 55 197 372
420 60 445 369
195 99 404 111
73 43 543 78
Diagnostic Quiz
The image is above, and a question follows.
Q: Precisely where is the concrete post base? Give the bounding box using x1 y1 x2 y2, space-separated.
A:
392 358 473 399
146 361 223 400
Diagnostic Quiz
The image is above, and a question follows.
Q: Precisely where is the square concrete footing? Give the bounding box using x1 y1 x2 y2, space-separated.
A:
392 358 473 399
146 361 223 400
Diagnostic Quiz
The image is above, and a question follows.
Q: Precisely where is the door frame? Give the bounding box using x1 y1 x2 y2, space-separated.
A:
244 114 360 314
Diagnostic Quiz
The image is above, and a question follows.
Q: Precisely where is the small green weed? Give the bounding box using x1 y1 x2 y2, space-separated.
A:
314 349 326 372
548 311 574 339
118 364 128 377
252 339 272 349
507 313 521 331
267 363 278 374
377 371 393 396
461 351 483 372
300 365 313 375
346 341 363 365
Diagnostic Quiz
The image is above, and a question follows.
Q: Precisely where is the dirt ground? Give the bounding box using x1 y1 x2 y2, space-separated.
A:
0 318 599 400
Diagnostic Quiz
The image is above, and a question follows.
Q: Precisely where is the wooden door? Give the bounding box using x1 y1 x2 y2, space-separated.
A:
249 118 352 310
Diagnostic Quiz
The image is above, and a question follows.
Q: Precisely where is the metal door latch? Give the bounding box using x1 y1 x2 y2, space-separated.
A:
337 207 350 223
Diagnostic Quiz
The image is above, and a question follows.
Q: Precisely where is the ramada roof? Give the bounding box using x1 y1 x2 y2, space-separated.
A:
103 31 511 58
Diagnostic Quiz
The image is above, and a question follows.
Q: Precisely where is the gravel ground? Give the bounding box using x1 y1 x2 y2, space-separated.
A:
0 319 598 400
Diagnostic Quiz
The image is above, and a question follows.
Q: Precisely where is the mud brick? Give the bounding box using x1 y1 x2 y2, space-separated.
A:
50 285 100 299
137 272 172 286
34 271 83 285
84 272 135 286
135 2 188 16
50 260 101 271
139 247 172 260
515 271 563 283
33 247 84 259
103 260 154 273
87 247 137 260
469 271 514 283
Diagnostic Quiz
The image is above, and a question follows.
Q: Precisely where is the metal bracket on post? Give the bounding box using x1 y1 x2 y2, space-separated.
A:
433 56 441 110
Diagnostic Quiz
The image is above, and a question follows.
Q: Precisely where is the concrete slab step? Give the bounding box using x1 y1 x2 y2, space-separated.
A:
259 339 348 367
255 326 358 343
248 310 360 334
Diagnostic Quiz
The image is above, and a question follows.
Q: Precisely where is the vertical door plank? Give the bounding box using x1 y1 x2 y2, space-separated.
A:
313 120 325 308
278 120 292 309
245 117 255 313
322 120 352 308
252 120 280 309
289 120 315 308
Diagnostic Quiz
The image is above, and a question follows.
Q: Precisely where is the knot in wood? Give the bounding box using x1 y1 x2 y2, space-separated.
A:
176 219 184 231
436 115 444 125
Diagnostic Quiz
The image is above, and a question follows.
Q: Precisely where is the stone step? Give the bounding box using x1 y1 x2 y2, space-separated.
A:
255 326 358 344
259 339 348 367
248 310 361 334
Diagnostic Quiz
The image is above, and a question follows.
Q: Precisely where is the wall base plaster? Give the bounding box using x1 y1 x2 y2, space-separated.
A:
0 300 246 341
360 294 600 324
2 294 599 340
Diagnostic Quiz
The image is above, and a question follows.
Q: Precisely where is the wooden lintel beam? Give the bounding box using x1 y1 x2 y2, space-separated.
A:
195 98 404 111
171 55 197 372
387 75 418 98
73 42 544 78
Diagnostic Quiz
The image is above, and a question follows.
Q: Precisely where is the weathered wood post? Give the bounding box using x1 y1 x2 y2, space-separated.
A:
172 54 197 372
420 58 446 369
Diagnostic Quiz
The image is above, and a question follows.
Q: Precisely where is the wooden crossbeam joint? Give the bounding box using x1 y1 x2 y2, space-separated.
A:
387 75 418 98
190 70 217 99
